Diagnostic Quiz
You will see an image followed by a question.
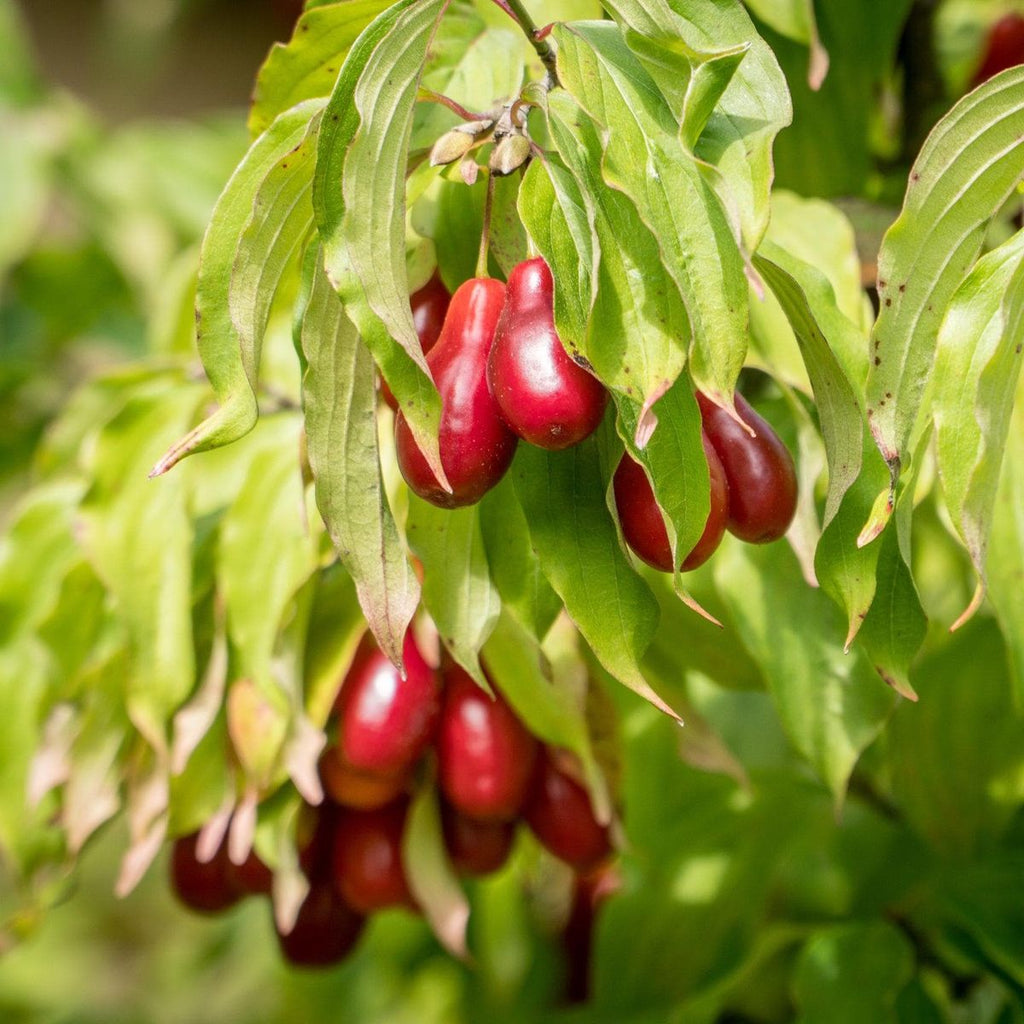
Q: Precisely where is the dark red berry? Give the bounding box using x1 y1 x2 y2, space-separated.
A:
441 802 516 877
487 257 608 449
333 630 440 780
332 800 415 914
319 748 410 810
613 431 729 572
697 392 797 544
972 13 1024 86
226 845 274 897
522 749 612 873
170 832 240 914
297 802 340 883
382 273 450 410
275 881 365 968
395 277 518 508
436 665 537 821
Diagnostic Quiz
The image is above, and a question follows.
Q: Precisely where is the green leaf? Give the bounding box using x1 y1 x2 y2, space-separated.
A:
543 92 689 412
715 536 897 803
553 22 749 406
886 617 1024 858
792 921 915 1024
511 439 674 718
478 474 562 641
405 498 500 685
248 1 391 138
753 244 864 527
152 100 325 476
600 0 792 247
988 379 1024 706
933 228 1024 626
742 0 828 89
79 382 206 754
865 67 1024 500
218 414 318 692
314 0 449 489
300 255 419 669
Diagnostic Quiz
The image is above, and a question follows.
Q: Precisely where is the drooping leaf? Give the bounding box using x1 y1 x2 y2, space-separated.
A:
314 0 450 488
600 0 792 248
553 22 749 407
511 439 674 718
405 497 500 685
543 91 689 412
715 536 897 804
248 1 391 138
865 67 1024 504
300 255 419 669
933 228 1024 626
152 100 326 476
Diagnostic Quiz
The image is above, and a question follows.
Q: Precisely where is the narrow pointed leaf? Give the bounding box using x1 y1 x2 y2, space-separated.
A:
300 257 419 669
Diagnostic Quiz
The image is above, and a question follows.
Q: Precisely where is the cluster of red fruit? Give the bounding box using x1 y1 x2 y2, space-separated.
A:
170 628 611 968
394 258 797 572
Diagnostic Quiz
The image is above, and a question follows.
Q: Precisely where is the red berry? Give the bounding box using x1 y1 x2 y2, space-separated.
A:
275 881 365 968
226 845 274 897
972 13 1024 86
395 277 518 508
297 802 340 883
613 431 729 572
436 665 537 821
170 832 240 914
522 749 612 873
697 392 797 544
441 802 516 877
332 801 415 914
487 257 608 449
333 630 440 779
320 748 410 810
382 273 450 410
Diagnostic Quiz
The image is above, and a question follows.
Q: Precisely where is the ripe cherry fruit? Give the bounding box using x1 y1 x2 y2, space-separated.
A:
170 832 240 914
436 665 538 821
522 748 612 873
613 431 729 572
487 257 608 449
441 801 516 877
319 748 410 810
697 392 797 544
333 629 440 780
381 273 450 410
972 13 1024 86
332 800 416 914
395 277 518 508
275 881 365 968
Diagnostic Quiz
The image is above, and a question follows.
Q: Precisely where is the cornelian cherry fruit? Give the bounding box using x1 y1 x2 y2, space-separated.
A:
441 801 516 877
972 13 1024 86
382 273 450 410
697 392 797 544
319 747 409 810
332 800 416 914
436 665 537 821
613 431 729 573
522 749 612 873
487 257 608 449
275 881 365 968
170 832 240 914
332 629 439 781
395 277 518 507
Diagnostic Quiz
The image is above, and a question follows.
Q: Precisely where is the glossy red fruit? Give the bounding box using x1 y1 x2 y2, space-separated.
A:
298 802 340 883
972 13 1024 86
522 749 612 873
613 431 729 573
226 845 274 897
382 273 450 410
320 748 410 810
436 665 538 821
333 630 440 780
332 801 415 914
697 392 797 544
487 257 608 449
276 881 365 968
395 277 518 508
170 832 240 914
441 802 516 877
